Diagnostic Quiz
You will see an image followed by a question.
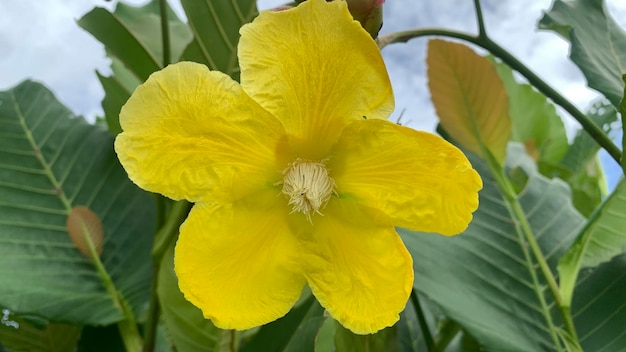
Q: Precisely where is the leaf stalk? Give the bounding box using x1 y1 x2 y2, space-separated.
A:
159 0 171 66
377 29 622 166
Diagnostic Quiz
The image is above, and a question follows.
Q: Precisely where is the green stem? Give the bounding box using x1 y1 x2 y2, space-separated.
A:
410 290 437 352
508 190 578 343
142 264 161 352
483 149 575 350
377 29 623 165
159 0 171 66
153 194 168 231
143 200 191 351
472 0 487 38
80 223 141 352
145 3 171 343
152 200 192 261
481 37 621 165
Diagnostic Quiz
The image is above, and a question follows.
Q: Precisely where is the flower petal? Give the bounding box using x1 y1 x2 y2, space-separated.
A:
238 0 394 158
302 199 413 334
175 191 306 330
328 119 482 235
115 62 290 203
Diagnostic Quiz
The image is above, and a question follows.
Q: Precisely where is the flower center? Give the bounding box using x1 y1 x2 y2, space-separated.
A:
281 159 335 221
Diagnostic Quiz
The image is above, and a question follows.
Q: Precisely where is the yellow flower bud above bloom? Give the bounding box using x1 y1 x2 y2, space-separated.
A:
115 0 482 334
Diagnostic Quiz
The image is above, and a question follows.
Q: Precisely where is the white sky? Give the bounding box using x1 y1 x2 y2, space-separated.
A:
1 0 625 185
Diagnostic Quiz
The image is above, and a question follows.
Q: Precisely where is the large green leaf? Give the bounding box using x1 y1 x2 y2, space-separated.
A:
334 324 397 352
402 144 626 351
0 81 155 324
79 0 192 82
112 0 192 66
539 0 626 108
0 310 80 352
78 8 160 82
571 253 626 351
491 58 568 164
96 71 129 135
180 0 258 80
401 145 583 351
543 100 616 216
81 0 192 135
558 179 626 306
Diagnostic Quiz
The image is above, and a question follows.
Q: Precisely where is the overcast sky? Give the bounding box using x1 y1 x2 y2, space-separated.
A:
1 0 625 186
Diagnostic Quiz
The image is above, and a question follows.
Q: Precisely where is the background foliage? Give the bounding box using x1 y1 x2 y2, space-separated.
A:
1 0 625 351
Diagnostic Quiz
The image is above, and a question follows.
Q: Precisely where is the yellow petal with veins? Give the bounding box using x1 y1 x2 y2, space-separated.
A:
328 119 482 235
302 199 413 334
115 62 290 203
238 0 394 159
175 191 306 330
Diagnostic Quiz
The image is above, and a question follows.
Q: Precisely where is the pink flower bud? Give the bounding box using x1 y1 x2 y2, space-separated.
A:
270 5 294 12
346 0 385 38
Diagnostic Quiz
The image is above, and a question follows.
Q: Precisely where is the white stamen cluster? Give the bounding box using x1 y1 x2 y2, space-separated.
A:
281 159 336 222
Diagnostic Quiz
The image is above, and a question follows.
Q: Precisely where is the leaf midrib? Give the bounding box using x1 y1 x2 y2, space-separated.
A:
10 89 72 214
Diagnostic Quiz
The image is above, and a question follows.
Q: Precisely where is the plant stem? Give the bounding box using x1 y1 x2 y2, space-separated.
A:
141 5 173 350
143 200 191 351
152 200 191 261
508 192 578 343
81 222 141 352
142 264 161 352
377 29 623 166
482 149 576 350
411 290 437 352
159 0 171 66
480 37 621 165
472 0 487 38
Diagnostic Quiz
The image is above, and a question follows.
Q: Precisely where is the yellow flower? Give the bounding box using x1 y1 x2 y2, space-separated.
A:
115 0 482 334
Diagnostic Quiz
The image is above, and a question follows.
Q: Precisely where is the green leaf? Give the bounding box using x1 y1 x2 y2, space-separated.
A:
0 81 155 325
620 74 626 174
0 309 81 352
157 243 224 352
79 0 192 81
401 145 583 351
560 100 618 172
538 0 626 108
78 8 161 82
180 0 258 80
558 178 626 306
313 318 335 352
545 100 616 216
96 58 142 135
570 254 626 351
334 323 398 352
241 292 326 352
108 56 142 94
112 0 192 65
96 72 129 135
84 0 192 135
491 58 568 164
397 299 420 352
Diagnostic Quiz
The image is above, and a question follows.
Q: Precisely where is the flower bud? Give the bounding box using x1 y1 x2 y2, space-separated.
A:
346 0 384 38
271 5 294 12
